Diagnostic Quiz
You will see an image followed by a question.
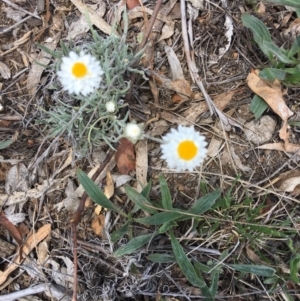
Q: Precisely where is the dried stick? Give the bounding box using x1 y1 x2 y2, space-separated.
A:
0 15 32 35
1 0 41 19
0 283 71 301
71 149 115 301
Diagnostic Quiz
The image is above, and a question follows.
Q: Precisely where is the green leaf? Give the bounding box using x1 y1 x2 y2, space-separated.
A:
0 138 15 150
285 72 300 85
290 254 300 283
37 43 61 58
189 189 221 215
288 36 300 58
209 270 220 296
264 0 300 9
229 264 275 276
250 95 269 119
159 175 173 210
141 180 152 199
114 233 154 256
111 221 130 243
259 68 286 81
169 230 214 300
77 169 124 215
135 211 182 225
125 185 157 214
147 253 176 263
262 41 298 64
241 14 272 44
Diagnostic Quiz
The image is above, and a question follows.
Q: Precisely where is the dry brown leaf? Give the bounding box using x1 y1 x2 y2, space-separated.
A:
247 70 293 146
127 0 140 10
246 246 263 264
274 170 300 192
207 137 223 158
257 142 300 153
135 140 148 192
115 138 136 175
104 170 114 199
0 211 22 246
91 214 105 237
27 32 61 95
0 224 51 285
0 61 11 79
70 0 117 36
213 90 236 111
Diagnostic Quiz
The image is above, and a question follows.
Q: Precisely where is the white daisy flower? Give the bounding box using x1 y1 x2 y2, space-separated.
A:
57 51 104 96
106 101 116 113
160 125 207 172
123 121 144 144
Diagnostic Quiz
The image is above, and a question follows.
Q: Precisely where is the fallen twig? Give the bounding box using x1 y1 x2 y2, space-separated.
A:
0 283 71 301
1 0 41 20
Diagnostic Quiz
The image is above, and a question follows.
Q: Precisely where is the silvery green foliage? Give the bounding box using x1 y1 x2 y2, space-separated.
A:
41 12 144 156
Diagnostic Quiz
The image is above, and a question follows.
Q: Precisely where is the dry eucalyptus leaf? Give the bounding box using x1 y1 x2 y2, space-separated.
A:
0 61 11 79
165 46 184 80
274 170 300 192
5 163 29 194
207 137 223 158
3 7 26 22
91 214 105 237
67 15 89 40
0 224 51 285
27 33 61 95
247 70 293 146
244 116 276 145
158 22 175 42
37 241 49 265
115 138 136 175
135 140 148 192
112 175 132 188
104 171 114 199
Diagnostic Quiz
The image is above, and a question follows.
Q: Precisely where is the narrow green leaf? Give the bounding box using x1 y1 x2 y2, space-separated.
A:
169 230 214 300
209 270 220 296
264 0 300 9
159 175 173 210
193 261 211 273
229 264 275 276
288 36 300 58
114 233 154 256
135 211 182 225
77 169 124 215
111 221 130 243
189 189 221 215
0 138 15 150
125 185 157 214
141 179 152 199
262 41 298 64
147 253 176 263
37 43 61 58
290 254 300 283
250 95 269 119
259 68 286 81
241 14 272 44
158 221 177 234
285 72 300 85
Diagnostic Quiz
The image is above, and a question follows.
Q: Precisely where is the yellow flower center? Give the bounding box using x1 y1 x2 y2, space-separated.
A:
177 140 198 161
72 62 88 78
